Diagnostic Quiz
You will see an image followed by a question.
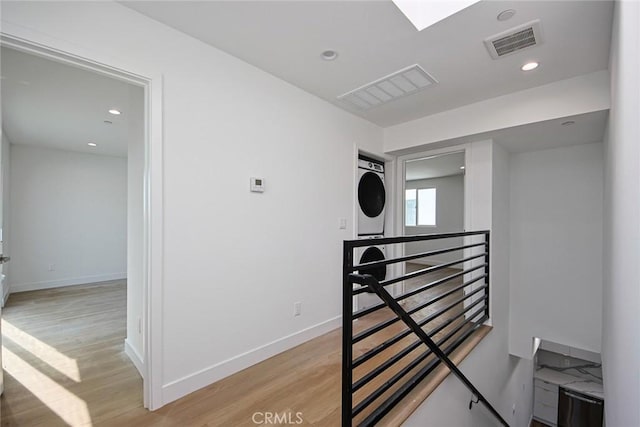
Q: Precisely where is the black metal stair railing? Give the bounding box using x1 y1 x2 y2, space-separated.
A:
342 231 509 427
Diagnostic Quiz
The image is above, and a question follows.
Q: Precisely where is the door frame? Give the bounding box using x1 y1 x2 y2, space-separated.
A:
0 33 165 410
394 145 470 295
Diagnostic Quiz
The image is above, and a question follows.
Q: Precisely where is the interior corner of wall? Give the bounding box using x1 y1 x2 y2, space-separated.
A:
508 333 535 360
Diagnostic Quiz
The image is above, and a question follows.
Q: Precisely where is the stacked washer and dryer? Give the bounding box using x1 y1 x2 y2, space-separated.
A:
356 155 388 309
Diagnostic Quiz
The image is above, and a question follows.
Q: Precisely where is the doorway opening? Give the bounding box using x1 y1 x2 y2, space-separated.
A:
403 151 465 272
0 42 153 424
395 150 468 328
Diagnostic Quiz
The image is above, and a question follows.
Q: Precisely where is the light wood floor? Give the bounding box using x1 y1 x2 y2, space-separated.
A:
1 280 143 426
1 264 486 426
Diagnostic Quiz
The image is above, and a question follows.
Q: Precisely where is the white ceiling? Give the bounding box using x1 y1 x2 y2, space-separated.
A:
1 47 142 157
492 110 608 153
1 2 611 159
394 109 608 158
122 0 613 127
406 151 465 181
403 110 606 179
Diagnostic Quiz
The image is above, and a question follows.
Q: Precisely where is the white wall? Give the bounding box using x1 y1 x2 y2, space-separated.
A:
508 143 604 358
404 174 464 264
1 1 383 405
9 144 127 292
384 70 610 154
1 132 11 303
405 140 534 427
602 1 640 426
126 84 145 372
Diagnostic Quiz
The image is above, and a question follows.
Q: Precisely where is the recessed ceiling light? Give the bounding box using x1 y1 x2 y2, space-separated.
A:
561 120 576 126
88 142 97 147
497 9 516 21
460 166 465 170
104 120 113 125
108 109 121 115
521 62 539 71
321 50 338 61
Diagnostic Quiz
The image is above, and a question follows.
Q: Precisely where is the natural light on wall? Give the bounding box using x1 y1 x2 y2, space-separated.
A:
392 0 480 31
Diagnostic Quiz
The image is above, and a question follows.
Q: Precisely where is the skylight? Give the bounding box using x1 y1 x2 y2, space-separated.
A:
392 0 480 31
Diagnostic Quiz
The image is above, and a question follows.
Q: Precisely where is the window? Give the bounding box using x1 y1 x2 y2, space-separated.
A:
405 188 436 226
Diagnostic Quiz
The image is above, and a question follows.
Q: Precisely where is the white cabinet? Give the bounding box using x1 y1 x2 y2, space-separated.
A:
534 379 558 426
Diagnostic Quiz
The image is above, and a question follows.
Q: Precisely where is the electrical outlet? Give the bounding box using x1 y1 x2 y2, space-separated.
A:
293 302 302 317
48 263 55 271
512 403 516 416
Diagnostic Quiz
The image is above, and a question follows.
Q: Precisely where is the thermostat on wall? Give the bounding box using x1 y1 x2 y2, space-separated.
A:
250 177 265 193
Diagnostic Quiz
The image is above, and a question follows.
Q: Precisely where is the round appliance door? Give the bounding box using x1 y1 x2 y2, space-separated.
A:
359 246 387 284
358 172 386 218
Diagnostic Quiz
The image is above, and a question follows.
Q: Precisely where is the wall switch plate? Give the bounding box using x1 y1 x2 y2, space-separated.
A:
293 302 301 317
48 263 55 271
339 218 347 229
250 177 265 193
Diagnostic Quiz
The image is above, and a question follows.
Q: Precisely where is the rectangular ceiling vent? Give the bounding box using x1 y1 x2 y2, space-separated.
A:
484 20 543 59
338 64 438 110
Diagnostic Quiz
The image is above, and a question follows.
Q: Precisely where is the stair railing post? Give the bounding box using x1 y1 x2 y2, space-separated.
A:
484 231 490 319
342 241 353 427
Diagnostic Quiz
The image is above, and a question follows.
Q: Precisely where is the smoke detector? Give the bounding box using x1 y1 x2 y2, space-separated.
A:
484 20 543 59
338 64 438 110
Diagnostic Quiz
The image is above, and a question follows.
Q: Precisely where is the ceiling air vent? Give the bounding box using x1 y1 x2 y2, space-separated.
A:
484 20 543 59
338 64 438 110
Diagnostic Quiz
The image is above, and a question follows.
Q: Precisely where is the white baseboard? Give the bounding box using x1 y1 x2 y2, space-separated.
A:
161 315 342 405
124 338 145 378
10 272 126 293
